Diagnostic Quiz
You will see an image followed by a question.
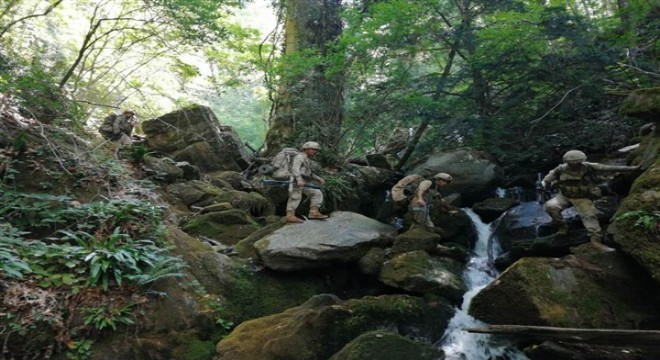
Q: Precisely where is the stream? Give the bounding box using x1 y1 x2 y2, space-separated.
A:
439 208 529 360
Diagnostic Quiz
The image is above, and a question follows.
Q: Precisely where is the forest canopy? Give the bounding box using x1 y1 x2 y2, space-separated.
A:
0 0 657 168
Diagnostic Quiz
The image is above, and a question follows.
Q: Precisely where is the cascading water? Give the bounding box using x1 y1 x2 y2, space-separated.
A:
439 208 529 360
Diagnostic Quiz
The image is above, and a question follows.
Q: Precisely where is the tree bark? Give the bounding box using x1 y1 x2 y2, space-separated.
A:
264 0 344 160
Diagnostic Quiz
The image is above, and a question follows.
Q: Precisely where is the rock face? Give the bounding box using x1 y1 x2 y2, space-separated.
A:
216 294 454 360
472 197 519 223
408 148 503 205
254 211 398 271
610 89 660 285
469 253 660 328
329 330 444 360
142 105 251 172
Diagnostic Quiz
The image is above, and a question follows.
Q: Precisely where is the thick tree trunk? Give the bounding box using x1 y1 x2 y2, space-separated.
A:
264 0 344 159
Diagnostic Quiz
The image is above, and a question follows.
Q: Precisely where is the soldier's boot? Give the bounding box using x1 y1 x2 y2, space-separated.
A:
590 235 615 252
286 210 304 224
308 207 328 220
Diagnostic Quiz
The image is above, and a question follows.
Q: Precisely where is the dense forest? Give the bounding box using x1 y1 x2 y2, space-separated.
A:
0 0 658 359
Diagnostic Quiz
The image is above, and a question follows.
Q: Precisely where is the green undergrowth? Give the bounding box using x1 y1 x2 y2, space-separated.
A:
0 186 187 358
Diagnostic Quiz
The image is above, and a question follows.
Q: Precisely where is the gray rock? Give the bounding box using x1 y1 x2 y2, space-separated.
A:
254 211 397 271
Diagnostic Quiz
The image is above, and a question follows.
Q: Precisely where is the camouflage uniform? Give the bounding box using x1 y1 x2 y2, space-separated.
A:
407 173 455 228
99 110 136 157
542 160 638 243
286 152 324 211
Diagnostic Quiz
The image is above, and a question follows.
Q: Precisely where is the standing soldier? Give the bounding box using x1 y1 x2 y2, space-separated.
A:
409 172 458 229
281 141 328 224
98 109 137 156
541 150 640 251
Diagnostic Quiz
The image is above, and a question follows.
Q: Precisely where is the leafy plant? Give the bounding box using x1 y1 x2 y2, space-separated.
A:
615 210 660 236
83 303 135 331
0 224 32 278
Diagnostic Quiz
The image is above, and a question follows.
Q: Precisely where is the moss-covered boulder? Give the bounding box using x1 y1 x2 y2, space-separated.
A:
166 226 328 324
329 330 444 360
390 226 442 254
216 294 454 360
469 254 660 328
183 209 260 245
610 124 660 284
620 87 660 123
167 180 274 216
234 221 285 258
357 247 387 275
142 105 251 172
379 251 466 303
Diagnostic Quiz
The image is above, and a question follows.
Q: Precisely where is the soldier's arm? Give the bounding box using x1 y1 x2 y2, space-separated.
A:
291 155 304 182
541 166 561 187
416 180 432 205
587 162 640 173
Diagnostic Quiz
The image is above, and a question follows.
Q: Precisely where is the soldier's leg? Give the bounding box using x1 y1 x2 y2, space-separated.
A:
409 204 427 226
285 187 304 223
571 199 603 241
305 188 327 219
544 195 571 234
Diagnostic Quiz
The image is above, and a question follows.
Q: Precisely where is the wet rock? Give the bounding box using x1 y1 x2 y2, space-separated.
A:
358 247 386 276
183 209 260 245
472 197 519 223
389 226 442 255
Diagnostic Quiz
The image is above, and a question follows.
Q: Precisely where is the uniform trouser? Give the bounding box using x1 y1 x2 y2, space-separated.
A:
409 205 434 227
544 194 602 239
287 186 323 211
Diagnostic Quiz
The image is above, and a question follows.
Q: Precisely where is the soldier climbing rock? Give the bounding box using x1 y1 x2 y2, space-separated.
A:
408 172 458 230
98 109 137 157
541 150 641 251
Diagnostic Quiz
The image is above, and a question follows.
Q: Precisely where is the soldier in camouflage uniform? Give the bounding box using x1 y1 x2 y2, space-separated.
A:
98 110 137 157
408 172 458 228
284 141 327 224
541 150 640 251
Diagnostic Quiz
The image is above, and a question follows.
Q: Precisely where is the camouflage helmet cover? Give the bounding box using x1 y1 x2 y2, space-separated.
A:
302 141 321 150
562 150 587 163
433 172 453 182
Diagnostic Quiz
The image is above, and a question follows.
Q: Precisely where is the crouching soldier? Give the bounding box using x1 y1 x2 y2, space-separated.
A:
541 150 640 251
277 141 328 224
98 109 137 157
408 172 458 230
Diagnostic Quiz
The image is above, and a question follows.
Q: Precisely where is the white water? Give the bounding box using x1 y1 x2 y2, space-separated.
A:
440 209 528 360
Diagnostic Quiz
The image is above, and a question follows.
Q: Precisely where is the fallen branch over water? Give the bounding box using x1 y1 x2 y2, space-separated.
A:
466 325 660 346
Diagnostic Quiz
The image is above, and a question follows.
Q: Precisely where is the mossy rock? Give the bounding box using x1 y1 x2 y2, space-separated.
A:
234 221 285 258
610 132 660 284
183 209 260 245
379 251 466 303
390 226 442 254
469 255 660 328
620 87 660 122
357 247 386 275
329 330 443 360
216 294 454 360
167 180 225 206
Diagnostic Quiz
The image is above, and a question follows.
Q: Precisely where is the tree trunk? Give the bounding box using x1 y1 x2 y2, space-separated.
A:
264 0 344 160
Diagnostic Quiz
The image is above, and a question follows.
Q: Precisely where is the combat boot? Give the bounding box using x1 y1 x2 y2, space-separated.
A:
308 207 328 220
286 210 304 224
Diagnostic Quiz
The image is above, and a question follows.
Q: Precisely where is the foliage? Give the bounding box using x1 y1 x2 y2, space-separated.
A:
83 303 135 331
615 210 660 237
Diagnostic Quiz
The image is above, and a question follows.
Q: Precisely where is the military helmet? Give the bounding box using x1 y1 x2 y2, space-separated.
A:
302 141 321 150
433 172 453 182
562 150 587 164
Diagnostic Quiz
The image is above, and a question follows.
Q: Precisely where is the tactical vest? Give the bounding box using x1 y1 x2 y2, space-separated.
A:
557 164 601 199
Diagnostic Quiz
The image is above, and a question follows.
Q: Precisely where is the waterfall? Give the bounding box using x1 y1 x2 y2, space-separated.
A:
439 208 528 360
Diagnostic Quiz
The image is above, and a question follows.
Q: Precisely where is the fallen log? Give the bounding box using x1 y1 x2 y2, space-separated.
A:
467 324 660 347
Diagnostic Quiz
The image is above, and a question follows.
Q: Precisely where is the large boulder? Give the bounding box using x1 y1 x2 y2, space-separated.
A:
469 253 660 328
472 197 519 223
142 105 251 172
408 148 503 205
329 330 444 360
379 250 466 303
215 294 454 360
254 211 397 271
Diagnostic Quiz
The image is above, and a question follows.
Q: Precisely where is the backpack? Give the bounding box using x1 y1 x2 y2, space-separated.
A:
98 114 120 141
270 148 301 179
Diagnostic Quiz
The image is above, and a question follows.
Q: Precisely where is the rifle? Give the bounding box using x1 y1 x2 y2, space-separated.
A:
262 179 323 190
535 173 551 204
